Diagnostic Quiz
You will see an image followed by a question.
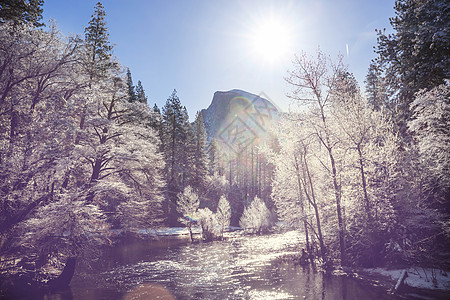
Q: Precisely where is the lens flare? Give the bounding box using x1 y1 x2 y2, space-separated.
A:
250 18 292 64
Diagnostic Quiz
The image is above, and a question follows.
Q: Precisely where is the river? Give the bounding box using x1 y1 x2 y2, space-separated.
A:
28 230 402 299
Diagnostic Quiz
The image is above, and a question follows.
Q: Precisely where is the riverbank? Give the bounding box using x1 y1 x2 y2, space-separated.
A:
338 266 450 299
274 250 450 299
112 225 242 240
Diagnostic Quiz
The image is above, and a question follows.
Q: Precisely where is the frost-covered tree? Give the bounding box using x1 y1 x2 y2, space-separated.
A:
202 168 227 210
331 83 373 222
331 79 402 265
18 195 110 265
0 20 165 285
73 75 165 229
0 23 82 239
176 185 200 242
286 49 347 264
408 83 450 211
112 103 165 230
197 207 219 241
269 115 327 261
239 196 271 234
216 195 231 237
7 71 165 281
0 23 95 283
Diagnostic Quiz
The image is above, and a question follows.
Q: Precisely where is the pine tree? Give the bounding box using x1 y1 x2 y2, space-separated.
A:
191 111 209 192
84 2 116 83
365 63 390 111
0 0 44 27
162 90 182 188
147 104 162 149
136 80 148 104
151 103 160 128
208 138 219 174
374 0 450 115
153 103 161 114
126 68 137 103
334 71 360 98
181 105 193 187
162 90 190 224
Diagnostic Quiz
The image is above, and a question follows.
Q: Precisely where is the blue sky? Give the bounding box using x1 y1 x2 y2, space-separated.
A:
43 0 394 118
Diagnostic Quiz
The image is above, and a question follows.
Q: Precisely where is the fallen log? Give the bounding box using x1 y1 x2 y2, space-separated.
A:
391 269 408 294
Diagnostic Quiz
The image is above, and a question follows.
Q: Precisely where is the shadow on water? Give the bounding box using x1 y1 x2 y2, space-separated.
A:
13 231 402 299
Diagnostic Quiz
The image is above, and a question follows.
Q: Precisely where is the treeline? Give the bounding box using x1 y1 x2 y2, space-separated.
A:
270 0 449 268
151 90 276 227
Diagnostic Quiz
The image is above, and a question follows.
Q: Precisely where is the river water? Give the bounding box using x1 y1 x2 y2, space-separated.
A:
39 230 400 299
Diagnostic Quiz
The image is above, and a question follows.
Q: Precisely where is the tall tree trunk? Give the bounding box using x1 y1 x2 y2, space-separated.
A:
302 152 327 263
249 145 255 199
294 156 310 253
328 148 346 265
229 159 232 185
357 145 371 223
320 102 346 265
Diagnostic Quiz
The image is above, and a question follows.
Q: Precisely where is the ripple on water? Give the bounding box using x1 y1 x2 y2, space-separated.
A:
248 289 295 300
102 231 304 296
70 230 397 299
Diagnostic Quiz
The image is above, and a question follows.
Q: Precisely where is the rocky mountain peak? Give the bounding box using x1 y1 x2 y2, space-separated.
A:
201 89 279 152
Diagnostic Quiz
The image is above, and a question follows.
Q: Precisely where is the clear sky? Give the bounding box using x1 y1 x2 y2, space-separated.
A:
42 0 395 118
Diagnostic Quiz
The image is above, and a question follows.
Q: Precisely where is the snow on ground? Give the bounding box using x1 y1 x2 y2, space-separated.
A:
137 226 242 237
137 227 200 236
364 267 450 291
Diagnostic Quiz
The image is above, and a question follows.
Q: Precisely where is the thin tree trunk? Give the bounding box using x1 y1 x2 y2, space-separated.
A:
294 156 310 253
302 151 327 263
188 223 193 242
328 147 346 265
229 159 232 185
319 101 345 265
357 145 371 223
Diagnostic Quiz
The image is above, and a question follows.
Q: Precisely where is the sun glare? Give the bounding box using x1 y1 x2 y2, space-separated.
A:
250 18 292 65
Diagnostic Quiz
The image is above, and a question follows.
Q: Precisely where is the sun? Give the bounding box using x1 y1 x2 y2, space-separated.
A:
249 18 292 64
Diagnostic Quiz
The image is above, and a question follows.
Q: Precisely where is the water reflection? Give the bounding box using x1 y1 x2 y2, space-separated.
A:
48 231 397 299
